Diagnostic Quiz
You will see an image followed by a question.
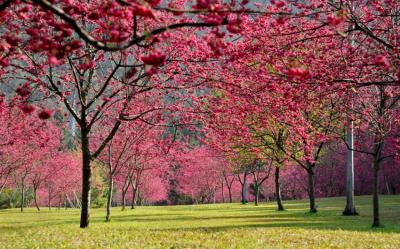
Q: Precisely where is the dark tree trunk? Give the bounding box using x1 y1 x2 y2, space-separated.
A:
131 170 142 209
136 188 142 206
372 160 381 227
228 187 233 203
275 167 284 211
223 173 234 203
131 186 137 209
241 172 248 204
33 188 40 211
121 175 131 211
370 85 387 228
307 168 317 213
80 128 92 228
254 184 260 206
106 175 113 222
121 190 127 211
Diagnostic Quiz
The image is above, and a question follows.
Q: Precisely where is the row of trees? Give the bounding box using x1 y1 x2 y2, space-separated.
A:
0 101 81 211
0 98 174 218
0 0 399 228
190 6 400 227
1 95 399 226
173 146 400 205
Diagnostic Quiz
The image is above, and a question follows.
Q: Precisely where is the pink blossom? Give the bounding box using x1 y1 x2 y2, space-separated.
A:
374 55 390 69
141 50 166 66
38 109 53 120
20 104 36 114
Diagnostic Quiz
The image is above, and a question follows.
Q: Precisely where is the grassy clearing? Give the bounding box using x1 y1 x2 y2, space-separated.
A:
0 195 399 248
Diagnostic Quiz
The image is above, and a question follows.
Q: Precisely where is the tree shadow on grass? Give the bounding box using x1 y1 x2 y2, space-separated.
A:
110 214 302 223
108 208 400 234
146 220 400 234
1 196 399 234
2 214 399 235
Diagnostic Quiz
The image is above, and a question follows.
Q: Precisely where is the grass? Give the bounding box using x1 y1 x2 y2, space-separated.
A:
0 195 399 248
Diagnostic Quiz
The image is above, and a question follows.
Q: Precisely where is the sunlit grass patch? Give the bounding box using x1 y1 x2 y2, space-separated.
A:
0 195 399 248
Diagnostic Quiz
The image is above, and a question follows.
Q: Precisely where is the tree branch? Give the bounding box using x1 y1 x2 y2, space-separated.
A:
91 120 122 159
33 0 227 51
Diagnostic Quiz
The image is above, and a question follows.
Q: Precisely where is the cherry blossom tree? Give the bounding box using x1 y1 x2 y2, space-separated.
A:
97 119 169 221
0 0 260 227
0 101 63 211
174 147 223 204
0 0 399 230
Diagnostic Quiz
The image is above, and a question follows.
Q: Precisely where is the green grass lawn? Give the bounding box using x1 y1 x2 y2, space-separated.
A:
1 195 399 248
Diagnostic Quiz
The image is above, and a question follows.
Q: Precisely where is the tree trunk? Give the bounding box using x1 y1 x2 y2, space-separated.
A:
383 171 391 195
275 167 284 211
80 128 92 228
223 173 234 203
48 185 51 210
20 185 25 212
372 160 381 227
343 121 358 215
121 172 131 211
221 181 225 203
228 187 233 203
67 89 77 150
131 186 137 209
241 172 248 204
106 175 113 222
33 188 40 211
0 176 8 195
307 168 317 213
254 184 260 206
58 196 62 210
136 189 142 206
73 190 81 209
121 190 127 211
